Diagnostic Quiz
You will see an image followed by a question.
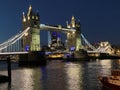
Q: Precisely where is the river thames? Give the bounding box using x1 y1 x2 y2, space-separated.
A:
0 59 120 90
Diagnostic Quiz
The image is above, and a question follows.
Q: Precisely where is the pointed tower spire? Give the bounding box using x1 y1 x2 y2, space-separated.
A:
66 21 68 27
72 16 75 20
66 21 70 28
22 12 26 22
27 5 32 16
71 16 75 28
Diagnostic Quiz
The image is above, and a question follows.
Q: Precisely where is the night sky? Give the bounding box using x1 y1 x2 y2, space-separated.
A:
0 0 120 45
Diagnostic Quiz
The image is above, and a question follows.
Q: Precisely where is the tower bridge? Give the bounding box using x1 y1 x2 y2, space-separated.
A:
0 5 118 62
22 5 82 52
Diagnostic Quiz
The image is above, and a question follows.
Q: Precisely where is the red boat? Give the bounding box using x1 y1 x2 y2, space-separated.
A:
98 70 120 90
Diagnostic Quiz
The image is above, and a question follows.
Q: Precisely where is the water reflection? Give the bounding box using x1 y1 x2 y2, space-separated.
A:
1 59 120 90
99 59 112 75
33 68 42 90
112 59 120 69
40 60 67 90
12 68 34 90
65 62 83 90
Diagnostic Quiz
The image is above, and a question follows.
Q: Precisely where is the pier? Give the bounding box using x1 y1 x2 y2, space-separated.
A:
0 57 11 83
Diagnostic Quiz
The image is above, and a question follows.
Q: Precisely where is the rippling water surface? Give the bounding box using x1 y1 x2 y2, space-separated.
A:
0 59 120 90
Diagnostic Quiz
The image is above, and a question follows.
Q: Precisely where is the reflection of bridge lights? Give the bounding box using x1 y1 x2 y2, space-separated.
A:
100 60 112 68
99 60 112 75
21 68 34 90
65 63 82 90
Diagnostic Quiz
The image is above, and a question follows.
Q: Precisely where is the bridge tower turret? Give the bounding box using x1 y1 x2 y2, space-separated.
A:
22 5 41 51
67 16 82 51
75 20 82 51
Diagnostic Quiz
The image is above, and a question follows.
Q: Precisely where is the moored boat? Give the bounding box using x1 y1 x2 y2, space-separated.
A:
98 70 120 90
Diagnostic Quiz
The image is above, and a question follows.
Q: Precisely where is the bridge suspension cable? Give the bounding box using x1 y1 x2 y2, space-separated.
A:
0 27 30 51
81 33 97 51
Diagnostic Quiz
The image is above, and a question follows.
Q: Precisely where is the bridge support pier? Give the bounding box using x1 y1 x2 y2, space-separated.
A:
73 50 89 60
19 51 46 66
30 27 41 51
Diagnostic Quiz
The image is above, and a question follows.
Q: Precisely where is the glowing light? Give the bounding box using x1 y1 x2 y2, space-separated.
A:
36 16 38 20
65 63 82 90
32 16 34 19
70 46 75 51
21 68 34 90
72 24 75 28
23 18 26 22
71 16 75 28
72 31 75 34
58 25 62 29
67 25 71 28
67 32 70 35
99 60 112 75
40 24 45 26
25 32 28 36
22 12 26 22
25 45 30 51
28 16 30 20
100 60 112 68
48 53 64 58
72 16 75 20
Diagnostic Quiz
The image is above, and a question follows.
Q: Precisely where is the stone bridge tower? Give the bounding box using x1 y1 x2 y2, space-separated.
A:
22 5 40 51
66 16 82 51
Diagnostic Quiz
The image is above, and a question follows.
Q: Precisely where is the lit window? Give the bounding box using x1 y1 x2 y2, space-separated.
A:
72 31 75 34
25 32 28 36
36 16 38 20
28 16 30 20
23 18 26 22
32 16 34 19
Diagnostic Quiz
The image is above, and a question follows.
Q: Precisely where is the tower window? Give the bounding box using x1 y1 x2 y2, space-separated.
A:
36 16 38 20
34 21 37 25
32 16 34 19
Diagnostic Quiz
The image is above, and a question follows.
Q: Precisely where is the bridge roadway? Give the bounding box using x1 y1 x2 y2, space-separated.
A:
0 52 28 61
0 52 28 55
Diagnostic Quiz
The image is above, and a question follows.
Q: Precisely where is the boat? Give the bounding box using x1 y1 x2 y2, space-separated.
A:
47 52 64 59
98 70 120 90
